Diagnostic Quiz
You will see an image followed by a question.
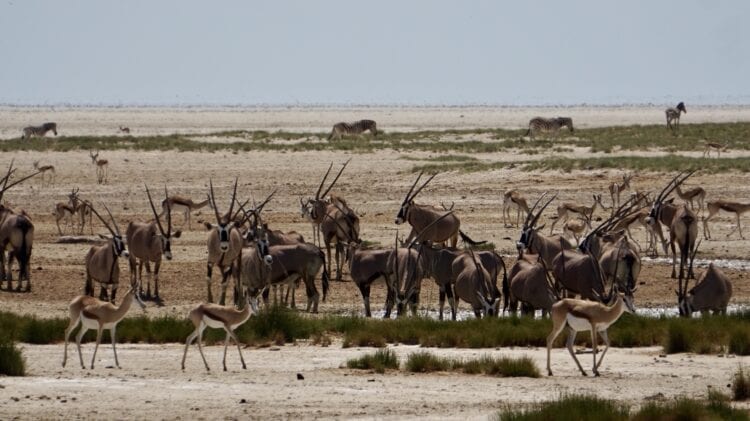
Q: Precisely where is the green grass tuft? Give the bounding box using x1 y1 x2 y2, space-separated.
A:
346 349 400 373
732 364 750 401
496 394 629 421
404 351 456 373
0 334 26 376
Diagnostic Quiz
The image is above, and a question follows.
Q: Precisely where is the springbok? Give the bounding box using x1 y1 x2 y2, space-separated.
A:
119 126 131 134
0 161 41 291
505 252 558 317
33 161 55 186
675 185 706 212
205 179 244 305
62 283 146 369
646 171 698 279
395 171 484 247
702 141 728 158
665 102 687 130
300 160 350 246
546 243 635 377
54 188 81 235
677 245 732 317
703 200 750 240
159 194 211 230
562 216 591 245
516 193 575 267
548 194 605 235
84 203 129 302
608 173 633 209
89 151 109 184
126 186 182 301
502 189 529 228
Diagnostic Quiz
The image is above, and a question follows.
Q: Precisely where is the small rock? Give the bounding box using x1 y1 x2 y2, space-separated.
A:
297 373 304 380
239 399 247 404
367 379 375 382
658 354 666 358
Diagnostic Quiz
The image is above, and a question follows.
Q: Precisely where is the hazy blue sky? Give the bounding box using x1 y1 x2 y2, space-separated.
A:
1 1 748 105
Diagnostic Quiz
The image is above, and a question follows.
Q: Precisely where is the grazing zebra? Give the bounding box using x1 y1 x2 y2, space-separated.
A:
665 102 687 130
524 117 574 140
327 119 378 140
22 122 58 139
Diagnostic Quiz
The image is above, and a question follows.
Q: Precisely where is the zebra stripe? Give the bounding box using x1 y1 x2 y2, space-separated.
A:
22 122 57 139
328 119 378 140
525 117 574 140
665 102 686 130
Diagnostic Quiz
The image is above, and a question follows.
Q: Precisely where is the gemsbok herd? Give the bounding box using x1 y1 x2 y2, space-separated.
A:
1 106 744 375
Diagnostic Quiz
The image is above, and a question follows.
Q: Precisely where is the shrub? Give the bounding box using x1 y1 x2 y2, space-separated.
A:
404 351 454 373
495 394 628 421
729 329 750 356
346 349 400 373
461 355 540 378
732 365 750 401
0 335 26 376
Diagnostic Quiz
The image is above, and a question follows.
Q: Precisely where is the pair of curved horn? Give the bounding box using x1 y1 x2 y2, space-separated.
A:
315 159 350 200
145 184 171 237
524 192 556 229
87 202 120 237
401 171 438 206
208 178 239 225
654 170 696 206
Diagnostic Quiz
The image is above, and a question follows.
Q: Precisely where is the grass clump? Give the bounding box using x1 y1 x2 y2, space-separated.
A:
346 349 399 373
732 364 750 401
496 394 629 421
461 355 540 378
0 334 26 376
404 351 455 373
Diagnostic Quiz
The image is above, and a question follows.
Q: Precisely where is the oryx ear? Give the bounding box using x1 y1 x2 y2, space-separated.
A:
203 222 213 230
173 230 182 238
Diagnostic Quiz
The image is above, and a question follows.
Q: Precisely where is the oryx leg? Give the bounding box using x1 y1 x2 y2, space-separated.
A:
358 283 372 317
438 286 446 321
219 265 233 306
153 260 162 300
304 275 320 313
670 237 678 279
384 276 396 319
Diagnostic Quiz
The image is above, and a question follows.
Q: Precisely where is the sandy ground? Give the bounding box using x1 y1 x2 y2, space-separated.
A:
2 106 750 419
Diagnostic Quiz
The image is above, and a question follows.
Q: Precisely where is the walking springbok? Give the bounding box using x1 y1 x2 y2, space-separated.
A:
33 161 55 186
665 102 687 130
119 126 131 134
159 194 211 230
54 188 81 235
205 179 245 305
608 173 633 209
327 119 378 140
547 243 635 377
21 122 57 139
0 161 41 292
702 141 728 158
62 282 146 369
300 159 350 246
703 200 750 240
645 171 698 278
181 293 261 372
502 189 530 228
525 117 574 140
126 186 183 301
677 245 732 317
675 184 706 212
89 151 109 184
548 194 605 235
84 203 130 302
395 172 484 247
505 252 558 317
516 193 575 267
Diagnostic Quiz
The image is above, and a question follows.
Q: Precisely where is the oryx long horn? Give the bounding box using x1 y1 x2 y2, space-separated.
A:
145 184 166 236
255 189 277 214
523 191 548 227
320 159 351 199
102 203 121 236
402 171 424 205
164 186 172 236
407 172 438 204
209 179 222 224
315 163 334 199
87 203 116 237
530 193 557 228
226 178 239 221
0 164 42 202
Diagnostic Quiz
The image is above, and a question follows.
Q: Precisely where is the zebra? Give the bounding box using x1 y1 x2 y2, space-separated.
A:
21 122 58 139
524 117 574 140
665 102 686 130
327 119 378 140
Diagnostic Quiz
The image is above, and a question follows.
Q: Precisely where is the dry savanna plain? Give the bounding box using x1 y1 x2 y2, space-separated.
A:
2 105 750 419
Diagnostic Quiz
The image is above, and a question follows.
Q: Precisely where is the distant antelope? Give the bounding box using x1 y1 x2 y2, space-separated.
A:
62 284 145 369
702 141 728 158
300 159 350 247
33 161 56 186
159 194 211 230
525 117 574 140
54 188 80 235
328 119 378 140
83 203 129 302
674 185 706 212
21 122 57 139
548 194 605 235
703 200 750 240
502 189 529 228
119 126 131 134
562 216 591 245
608 173 633 209
0 161 42 292
89 151 108 184
665 102 686 130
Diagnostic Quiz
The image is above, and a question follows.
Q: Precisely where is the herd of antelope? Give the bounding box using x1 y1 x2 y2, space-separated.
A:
2 106 745 375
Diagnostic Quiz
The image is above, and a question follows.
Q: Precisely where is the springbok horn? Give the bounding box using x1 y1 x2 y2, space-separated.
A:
144 184 166 236
314 163 334 200
320 158 351 199
209 179 222 224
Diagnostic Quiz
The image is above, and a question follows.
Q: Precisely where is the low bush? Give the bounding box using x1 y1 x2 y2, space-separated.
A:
346 349 399 373
732 364 750 401
496 394 629 421
0 335 26 376
404 351 455 373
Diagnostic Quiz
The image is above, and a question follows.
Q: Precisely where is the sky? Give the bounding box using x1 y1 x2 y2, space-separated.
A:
1 1 749 106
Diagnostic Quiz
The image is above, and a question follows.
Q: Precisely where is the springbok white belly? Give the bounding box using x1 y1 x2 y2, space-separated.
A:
566 314 613 332
201 315 227 329
80 314 116 330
